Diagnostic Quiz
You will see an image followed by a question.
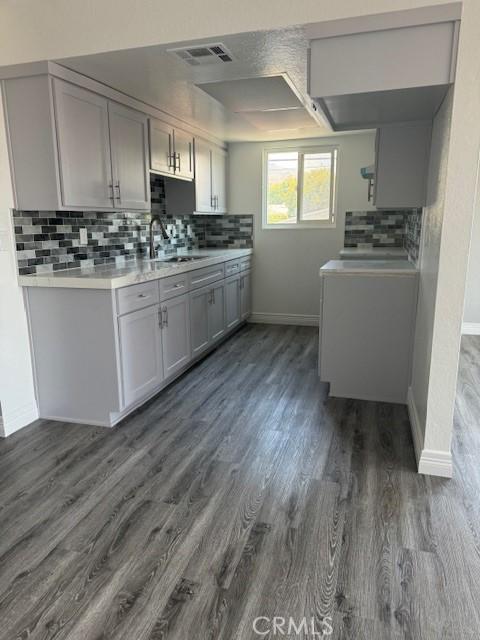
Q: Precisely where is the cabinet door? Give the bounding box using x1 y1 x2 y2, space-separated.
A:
209 281 226 342
161 293 191 378
240 271 252 320
225 274 241 330
53 79 113 209
173 129 194 180
109 102 150 211
374 123 431 208
118 305 163 408
194 139 214 213
211 146 227 213
149 118 175 176
190 286 210 357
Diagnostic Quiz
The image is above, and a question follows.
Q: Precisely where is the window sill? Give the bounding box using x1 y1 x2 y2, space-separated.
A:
262 222 337 230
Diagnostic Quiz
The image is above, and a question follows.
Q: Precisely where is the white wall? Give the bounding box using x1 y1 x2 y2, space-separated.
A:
0 88 38 436
228 133 375 322
410 88 453 444
463 200 480 329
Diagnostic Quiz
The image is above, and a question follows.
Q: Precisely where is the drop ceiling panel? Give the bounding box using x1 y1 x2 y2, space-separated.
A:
195 76 303 112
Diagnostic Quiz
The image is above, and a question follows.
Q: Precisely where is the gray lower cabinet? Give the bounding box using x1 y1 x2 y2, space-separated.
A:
190 281 226 356
160 293 191 378
225 274 241 330
118 304 164 407
210 281 226 342
240 271 252 320
190 286 210 357
24 254 251 427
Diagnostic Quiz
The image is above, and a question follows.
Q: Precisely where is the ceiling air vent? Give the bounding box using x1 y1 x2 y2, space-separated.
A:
168 43 235 66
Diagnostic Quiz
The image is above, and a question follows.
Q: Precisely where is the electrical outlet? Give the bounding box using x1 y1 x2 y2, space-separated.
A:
79 228 88 245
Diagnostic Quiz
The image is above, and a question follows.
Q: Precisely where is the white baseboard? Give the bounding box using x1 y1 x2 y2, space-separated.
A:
249 312 319 327
407 387 452 478
0 399 38 437
462 322 480 335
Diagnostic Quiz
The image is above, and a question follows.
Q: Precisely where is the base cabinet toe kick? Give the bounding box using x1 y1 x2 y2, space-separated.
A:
24 255 252 427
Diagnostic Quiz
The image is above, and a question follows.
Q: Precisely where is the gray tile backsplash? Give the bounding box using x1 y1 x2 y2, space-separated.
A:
13 174 253 275
345 208 423 263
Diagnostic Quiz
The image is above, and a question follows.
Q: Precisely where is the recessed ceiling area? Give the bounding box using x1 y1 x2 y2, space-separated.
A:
195 75 317 133
56 28 334 142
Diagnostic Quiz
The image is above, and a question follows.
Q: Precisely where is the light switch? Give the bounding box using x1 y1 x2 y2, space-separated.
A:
79 228 88 245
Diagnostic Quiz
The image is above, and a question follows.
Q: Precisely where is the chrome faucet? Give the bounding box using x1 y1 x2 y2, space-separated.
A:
149 214 170 259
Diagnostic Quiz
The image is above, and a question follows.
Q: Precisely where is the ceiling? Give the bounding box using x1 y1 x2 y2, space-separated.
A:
57 27 336 142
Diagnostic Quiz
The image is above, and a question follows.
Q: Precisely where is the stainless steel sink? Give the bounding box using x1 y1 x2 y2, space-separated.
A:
158 255 209 263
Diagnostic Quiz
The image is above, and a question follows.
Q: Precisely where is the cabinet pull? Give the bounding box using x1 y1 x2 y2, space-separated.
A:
158 308 162 327
167 152 176 170
114 181 121 202
173 283 183 288
367 178 374 202
175 152 181 173
208 289 213 305
162 306 168 327
108 183 115 202
138 293 147 298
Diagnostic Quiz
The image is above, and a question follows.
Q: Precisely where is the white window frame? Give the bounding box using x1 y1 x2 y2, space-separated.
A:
262 145 339 230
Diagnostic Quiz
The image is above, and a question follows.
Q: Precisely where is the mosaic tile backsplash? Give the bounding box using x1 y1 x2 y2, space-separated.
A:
14 175 253 275
344 208 423 263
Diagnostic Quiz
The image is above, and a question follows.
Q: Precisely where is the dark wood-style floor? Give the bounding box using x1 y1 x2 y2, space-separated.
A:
1 325 479 639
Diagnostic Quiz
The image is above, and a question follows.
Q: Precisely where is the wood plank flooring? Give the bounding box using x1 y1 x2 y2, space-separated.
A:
1 324 479 639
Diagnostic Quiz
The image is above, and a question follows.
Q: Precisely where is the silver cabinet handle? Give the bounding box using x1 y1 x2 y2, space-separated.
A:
158 308 162 328
114 181 121 203
162 306 168 327
173 283 183 288
175 152 181 173
108 183 115 202
210 195 215 209
167 152 175 170
138 293 147 298
367 178 373 202
208 289 213 304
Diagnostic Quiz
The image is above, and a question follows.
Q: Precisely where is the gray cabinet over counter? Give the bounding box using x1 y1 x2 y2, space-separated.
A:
1 62 228 214
23 252 252 427
307 5 460 131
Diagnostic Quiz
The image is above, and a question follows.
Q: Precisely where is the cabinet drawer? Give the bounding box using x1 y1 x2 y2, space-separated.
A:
116 281 160 315
159 273 189 301
225 259 241 277
188 263 225 290
240 257 252 272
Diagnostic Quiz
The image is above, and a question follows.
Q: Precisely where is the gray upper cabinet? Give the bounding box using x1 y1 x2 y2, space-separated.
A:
173 129 194 181
149 118 194 181
109 101 150 211
149 118 175 176
373 122 432 209
211 146 227 213
194 138 227 214
53 80 113 209
307 10 460 130
3 74 150 211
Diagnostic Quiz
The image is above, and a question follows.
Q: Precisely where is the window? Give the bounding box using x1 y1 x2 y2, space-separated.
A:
263 146 338 228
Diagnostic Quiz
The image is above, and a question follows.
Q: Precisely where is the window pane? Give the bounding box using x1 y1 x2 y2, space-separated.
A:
266 152 298 224
301 152 332 221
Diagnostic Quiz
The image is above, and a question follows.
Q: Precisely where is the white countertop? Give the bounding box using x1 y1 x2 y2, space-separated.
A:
339 247 408 259
320 259 418 275
18 248 253 290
